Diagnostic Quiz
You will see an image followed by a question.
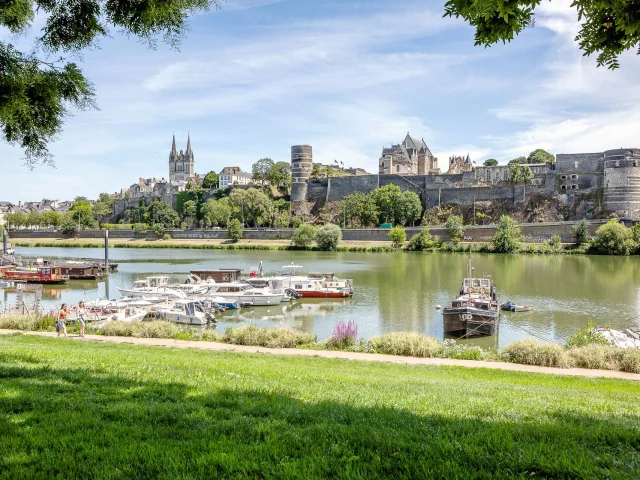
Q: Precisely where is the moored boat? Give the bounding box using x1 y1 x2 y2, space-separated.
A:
501 301 533 312
443 271 499 338
0 266 69 284
118 276 187 299
155 300 214 325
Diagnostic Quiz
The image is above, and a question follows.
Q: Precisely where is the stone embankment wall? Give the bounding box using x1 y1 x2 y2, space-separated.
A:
9 221 605 243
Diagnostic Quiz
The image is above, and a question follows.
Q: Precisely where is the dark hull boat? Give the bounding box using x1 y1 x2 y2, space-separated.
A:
443 274 499 338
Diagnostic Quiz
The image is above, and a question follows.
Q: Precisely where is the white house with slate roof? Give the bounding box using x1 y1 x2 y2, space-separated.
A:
378 133 440 175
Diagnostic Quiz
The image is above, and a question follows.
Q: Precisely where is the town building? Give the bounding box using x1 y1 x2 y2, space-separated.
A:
447 154 473 174
378 133 440 175
219 167 253 188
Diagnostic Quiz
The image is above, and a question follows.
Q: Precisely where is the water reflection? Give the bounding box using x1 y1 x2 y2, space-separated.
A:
5 247 640 347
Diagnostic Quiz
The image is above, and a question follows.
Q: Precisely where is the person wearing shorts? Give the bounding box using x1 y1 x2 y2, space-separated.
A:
77 301 86 338
56 304 68 338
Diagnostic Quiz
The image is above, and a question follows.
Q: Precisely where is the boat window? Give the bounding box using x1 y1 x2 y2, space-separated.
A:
472 279 481 288
481 280 489 288
295 284 302 289
185 303 195 315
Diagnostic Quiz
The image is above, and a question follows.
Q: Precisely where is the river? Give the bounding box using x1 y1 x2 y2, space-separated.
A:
3 247 640 348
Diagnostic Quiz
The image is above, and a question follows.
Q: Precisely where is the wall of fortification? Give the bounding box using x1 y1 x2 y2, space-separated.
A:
602 148 640 216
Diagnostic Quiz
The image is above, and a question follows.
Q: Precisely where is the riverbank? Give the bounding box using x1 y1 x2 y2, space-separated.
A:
1 334 638 478
2 319 639 375
10 236 588 254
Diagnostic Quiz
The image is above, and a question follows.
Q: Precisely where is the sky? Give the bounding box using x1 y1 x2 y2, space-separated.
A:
1 0 639 202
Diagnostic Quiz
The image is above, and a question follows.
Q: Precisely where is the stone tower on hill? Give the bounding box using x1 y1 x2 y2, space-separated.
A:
169 134 195 183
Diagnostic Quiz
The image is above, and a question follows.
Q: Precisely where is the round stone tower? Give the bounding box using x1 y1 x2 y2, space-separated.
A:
603 148 640 217
290 145 313 202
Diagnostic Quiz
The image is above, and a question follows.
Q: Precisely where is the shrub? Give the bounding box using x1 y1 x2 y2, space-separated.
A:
100 321 178 338
567 344 618 370
616 348 640 374
491 215 522 253
590 219 632 255
0 314 56 331
290 216 303 228
223 325 315 348
549 234 562 249
500 340 569 367
388 226 406 248
315 224 342 251
291 224 317 248
60 219 78 235
325 320 358 349
162 233 172 240
132 223 148 236
369 332 442 357
227 218 243 242
440 339 486 360
406 228 438 251
150 223 165 237
445 215 464 244
565 322 609 348
573 220 590 246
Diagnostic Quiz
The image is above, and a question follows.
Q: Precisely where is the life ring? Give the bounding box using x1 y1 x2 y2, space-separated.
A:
466 286 475 294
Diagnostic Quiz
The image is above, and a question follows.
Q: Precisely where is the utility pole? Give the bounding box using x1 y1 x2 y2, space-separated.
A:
473 197 476 226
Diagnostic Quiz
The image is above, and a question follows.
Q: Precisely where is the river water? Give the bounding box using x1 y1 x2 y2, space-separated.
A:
3 247 640 348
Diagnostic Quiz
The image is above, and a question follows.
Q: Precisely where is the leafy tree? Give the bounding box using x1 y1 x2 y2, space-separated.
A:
315 224 342 251
443 0 640 69
41 211 62 229
201 198 231 227
176 189 205 218
60 218 78 235
274 212 291 228
483 159 498 166
291 224 317 248
227 218 243 242
93 193 114 226
389 226 407 248
135 199 149 224
0 0 218 166
26 211 41 229
527 149 555 164
147 200 180 229
508 156 527 165
565 322 609 348
591 219 632 255
252 158 275 185
202 171 219 189
491 216 523 253
269 162 292 190
573 220 590 246
70 200 95 229
520 165 534 199
182 200 198 228
397 191 423 226
445 215 465 244
228 188 273 227
475 211 486 225
370 184 421 225
549 234 562 249
6 212 26 229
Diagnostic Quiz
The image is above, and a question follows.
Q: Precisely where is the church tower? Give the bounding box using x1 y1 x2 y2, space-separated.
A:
169 134 195 183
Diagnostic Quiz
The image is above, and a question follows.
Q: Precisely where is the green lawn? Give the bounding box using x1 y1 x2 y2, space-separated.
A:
1 335 639 479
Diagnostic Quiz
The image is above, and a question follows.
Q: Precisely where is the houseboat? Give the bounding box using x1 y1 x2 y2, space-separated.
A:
189 269 242 283
0 266 69 284
443 270 499 338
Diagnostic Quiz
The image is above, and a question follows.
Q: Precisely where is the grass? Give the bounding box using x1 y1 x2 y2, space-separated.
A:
0 335 639 479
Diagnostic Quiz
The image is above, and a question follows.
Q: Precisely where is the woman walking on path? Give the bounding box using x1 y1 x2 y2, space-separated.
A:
77 301 86 338
56 304 68 338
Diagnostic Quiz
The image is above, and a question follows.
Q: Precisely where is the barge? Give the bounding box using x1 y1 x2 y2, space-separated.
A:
443 272 498 338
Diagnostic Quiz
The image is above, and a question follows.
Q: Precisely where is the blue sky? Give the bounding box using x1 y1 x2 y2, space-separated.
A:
1 0 639 202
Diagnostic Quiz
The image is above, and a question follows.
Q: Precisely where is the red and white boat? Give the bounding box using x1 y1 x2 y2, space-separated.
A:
276 264 354 298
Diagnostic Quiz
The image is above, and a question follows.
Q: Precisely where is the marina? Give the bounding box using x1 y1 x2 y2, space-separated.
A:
2 246 640 347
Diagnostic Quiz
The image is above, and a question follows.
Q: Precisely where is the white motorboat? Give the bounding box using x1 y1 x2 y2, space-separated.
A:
118 276 187 299
268 264 354 298
155 300 213 325
202 282 284 306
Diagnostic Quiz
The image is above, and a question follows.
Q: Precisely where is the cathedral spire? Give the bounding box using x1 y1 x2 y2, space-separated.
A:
171 133 177 154
186 133 192 154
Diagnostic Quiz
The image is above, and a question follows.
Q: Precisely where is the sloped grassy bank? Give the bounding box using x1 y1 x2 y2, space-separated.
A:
1 334 639 479
2 316 639 374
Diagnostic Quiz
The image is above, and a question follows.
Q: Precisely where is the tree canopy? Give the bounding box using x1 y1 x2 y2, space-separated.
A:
528 148 555 164
443 0 640 69
202 171 219 189
483 159 498 166
252 158 275 185
0 0 218 167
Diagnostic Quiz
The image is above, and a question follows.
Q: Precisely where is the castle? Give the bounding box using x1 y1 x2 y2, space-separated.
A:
378 133 440 175
169 134 195 183
292 146 640 219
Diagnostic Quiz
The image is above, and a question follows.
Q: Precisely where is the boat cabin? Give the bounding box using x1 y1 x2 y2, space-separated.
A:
462 277 492 294
190 269 242 283
0 266 68 284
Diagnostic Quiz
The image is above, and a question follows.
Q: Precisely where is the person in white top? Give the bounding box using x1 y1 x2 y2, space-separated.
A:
77 301 86 338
